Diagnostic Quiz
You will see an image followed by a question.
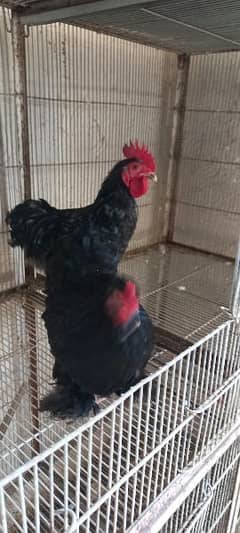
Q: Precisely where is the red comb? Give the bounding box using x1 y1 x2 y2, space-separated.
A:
123 140 156 172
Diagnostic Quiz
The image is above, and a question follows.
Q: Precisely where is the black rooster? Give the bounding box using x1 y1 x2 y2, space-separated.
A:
40 246 154 417
6 142 157 275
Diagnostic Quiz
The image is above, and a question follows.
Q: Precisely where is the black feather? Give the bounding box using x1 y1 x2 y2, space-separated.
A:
41 266 154 418
6 159 138 273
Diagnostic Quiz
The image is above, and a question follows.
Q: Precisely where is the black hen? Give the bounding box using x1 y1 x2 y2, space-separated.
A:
40 246 154 418
6 142 157 274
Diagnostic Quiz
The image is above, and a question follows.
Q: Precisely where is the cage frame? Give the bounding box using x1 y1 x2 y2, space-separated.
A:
1 2 240 531
129 419 240 532
1 310 240 530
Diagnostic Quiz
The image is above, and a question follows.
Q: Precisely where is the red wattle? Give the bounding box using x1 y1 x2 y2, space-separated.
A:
122 171 149 198
129 176 148 198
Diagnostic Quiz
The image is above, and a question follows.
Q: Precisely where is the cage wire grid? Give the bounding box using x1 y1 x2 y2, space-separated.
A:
1 3 240 533
5 0 240 55
1 245 240 531
1 315 240 532
158 436 240 533
0 244 236 469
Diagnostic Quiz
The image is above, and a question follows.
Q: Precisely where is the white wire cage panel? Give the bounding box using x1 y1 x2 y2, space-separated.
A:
157 436 240 533
0 243 233 479
0 245 239 532
0 8 25 291
172 51 240 258
24 20 176 253
1 313 240 531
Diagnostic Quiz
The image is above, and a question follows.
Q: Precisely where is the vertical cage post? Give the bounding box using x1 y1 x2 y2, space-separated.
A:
11 12 31 202
11 11 40 453
163 53 190 241
0 115 14 287
230 237 240 323
0 116 9 222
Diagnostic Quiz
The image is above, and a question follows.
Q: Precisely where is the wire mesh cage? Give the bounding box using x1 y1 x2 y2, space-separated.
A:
156 435 240 533
1 315 240 532
1 1 240 532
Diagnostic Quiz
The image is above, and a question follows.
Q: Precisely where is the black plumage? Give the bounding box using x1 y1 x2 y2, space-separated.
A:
7 143 157 418
40 255 154 418
6 159 138 274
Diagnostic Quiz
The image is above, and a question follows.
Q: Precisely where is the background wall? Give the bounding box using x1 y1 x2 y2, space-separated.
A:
25 23 176 251
172 52 240 258
0 8 177 291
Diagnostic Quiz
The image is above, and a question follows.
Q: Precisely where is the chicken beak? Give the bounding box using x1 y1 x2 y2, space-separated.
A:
148 173 158 183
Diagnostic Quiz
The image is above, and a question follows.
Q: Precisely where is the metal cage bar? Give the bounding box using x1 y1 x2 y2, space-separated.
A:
1 317 240 531
163 52 190 241
11 10 40 452
1 5 240 532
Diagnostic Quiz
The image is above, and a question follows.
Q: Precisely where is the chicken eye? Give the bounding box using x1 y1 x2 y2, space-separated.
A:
132 163 138 170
